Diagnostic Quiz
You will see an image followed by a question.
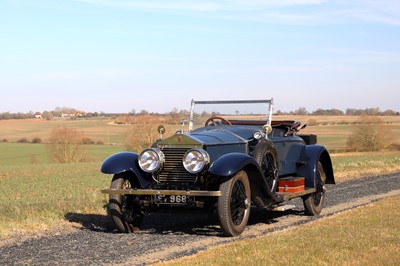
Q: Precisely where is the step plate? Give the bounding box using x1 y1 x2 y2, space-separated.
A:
271 204 297 212
275 188 316 201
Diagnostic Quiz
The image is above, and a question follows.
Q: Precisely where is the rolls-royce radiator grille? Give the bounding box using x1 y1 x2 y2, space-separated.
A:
158 148 197 183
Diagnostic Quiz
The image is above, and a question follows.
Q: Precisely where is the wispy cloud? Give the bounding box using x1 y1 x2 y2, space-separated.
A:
331 0 400 26
74 0 220 12
74 0 400 26
74 0 325 12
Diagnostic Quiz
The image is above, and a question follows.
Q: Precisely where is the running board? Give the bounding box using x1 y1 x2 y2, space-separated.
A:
275 188 316 201
271 204 297 212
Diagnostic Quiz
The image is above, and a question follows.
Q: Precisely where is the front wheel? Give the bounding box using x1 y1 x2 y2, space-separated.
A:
108 173 144 233
303 162 326 215
217 170 251 237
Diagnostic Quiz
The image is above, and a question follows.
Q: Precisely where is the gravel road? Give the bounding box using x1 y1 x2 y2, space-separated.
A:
1 173 400 266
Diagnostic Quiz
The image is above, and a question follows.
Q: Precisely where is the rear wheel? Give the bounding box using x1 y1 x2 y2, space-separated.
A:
253 139 279 193
217 171 251 237
303 162 326 215
108 173 144 233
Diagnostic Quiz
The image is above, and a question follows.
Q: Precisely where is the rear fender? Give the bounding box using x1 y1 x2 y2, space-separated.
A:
209 153 278 207
101 152 151 188
297 145 335 188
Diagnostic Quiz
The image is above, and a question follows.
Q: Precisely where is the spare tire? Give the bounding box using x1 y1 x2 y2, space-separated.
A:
252 139 279 193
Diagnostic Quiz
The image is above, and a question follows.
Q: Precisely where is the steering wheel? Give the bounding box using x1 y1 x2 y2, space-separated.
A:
205 116 232 126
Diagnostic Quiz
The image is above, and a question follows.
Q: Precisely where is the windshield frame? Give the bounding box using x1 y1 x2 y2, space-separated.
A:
188 99 274 132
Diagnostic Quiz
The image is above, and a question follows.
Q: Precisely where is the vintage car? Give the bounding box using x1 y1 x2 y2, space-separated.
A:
101 99 335 236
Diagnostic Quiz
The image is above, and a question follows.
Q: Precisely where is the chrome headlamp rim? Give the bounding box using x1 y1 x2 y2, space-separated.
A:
138 148 165 173
183 148 210 174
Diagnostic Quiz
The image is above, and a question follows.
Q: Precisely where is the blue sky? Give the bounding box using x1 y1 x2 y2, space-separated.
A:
1 0 399 113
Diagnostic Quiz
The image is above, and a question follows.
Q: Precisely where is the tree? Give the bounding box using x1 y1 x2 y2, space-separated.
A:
48 126 87 163
124 116 159 152
346 116 393 151
42 111 54 120
294 107 308 115
382 109 397 116
31 137 42 144
313 109 329 116
313 108 344 115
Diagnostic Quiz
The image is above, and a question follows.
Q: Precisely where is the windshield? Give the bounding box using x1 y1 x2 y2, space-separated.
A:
189 99 273 131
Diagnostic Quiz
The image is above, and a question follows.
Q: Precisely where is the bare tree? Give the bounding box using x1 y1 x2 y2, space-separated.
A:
294 107 308 115
346 116 393 151
48 126 86 163
124 116 159 152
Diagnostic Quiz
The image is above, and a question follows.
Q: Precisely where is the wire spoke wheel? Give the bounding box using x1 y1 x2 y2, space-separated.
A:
253 139 279 193
218 171 251 237
262 153 278 192
230 180 248 226
108 173 144 233
312 170 325 206
303 162 326 215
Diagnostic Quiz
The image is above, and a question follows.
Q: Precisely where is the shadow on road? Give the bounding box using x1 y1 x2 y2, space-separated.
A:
64 207 303 237
64 212 115 232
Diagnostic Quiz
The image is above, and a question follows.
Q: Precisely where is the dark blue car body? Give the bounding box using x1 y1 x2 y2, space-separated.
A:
101 99 335 236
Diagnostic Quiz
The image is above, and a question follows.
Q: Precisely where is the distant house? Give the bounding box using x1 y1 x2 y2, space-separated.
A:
61 113 73 118
60 112 86 118
34 112 42 119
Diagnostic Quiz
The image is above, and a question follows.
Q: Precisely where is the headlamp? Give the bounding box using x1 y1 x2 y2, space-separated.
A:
183 148 210 174
138 148 165 173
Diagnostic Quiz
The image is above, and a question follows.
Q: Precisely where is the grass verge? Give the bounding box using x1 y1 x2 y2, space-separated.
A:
331 151 400 182
0 163 109 237
159 195 400 266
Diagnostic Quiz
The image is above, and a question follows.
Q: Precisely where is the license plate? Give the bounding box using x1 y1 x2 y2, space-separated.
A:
154 194 190 204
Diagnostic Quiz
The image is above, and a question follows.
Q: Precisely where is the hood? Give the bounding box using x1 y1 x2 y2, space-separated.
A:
159 126 257 147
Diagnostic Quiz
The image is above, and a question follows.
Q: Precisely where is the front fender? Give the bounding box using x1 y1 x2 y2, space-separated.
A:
297 145 335 188
101 152 151 188
209 153 259 177
209 153 279 207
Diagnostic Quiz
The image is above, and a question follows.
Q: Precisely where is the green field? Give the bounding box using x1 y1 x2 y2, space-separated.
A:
303 123 400 151
0 143 124 165
1 116 400 152
0 118 127 144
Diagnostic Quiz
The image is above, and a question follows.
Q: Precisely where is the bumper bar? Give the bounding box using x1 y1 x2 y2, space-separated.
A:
101 188 222 197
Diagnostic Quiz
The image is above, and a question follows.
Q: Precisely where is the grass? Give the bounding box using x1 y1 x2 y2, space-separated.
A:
159 195 400 266
331 151 400 182
0 143 124 165
0 163 110 236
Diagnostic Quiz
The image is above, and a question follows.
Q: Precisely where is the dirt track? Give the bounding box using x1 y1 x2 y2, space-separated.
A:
1 173 400 266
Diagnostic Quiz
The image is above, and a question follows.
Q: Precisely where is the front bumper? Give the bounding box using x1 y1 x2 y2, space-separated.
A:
101 188 222 197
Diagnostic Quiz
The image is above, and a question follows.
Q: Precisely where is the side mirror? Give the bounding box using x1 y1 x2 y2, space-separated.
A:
157 125 166 139
254 125 273 140
262 124 272 135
